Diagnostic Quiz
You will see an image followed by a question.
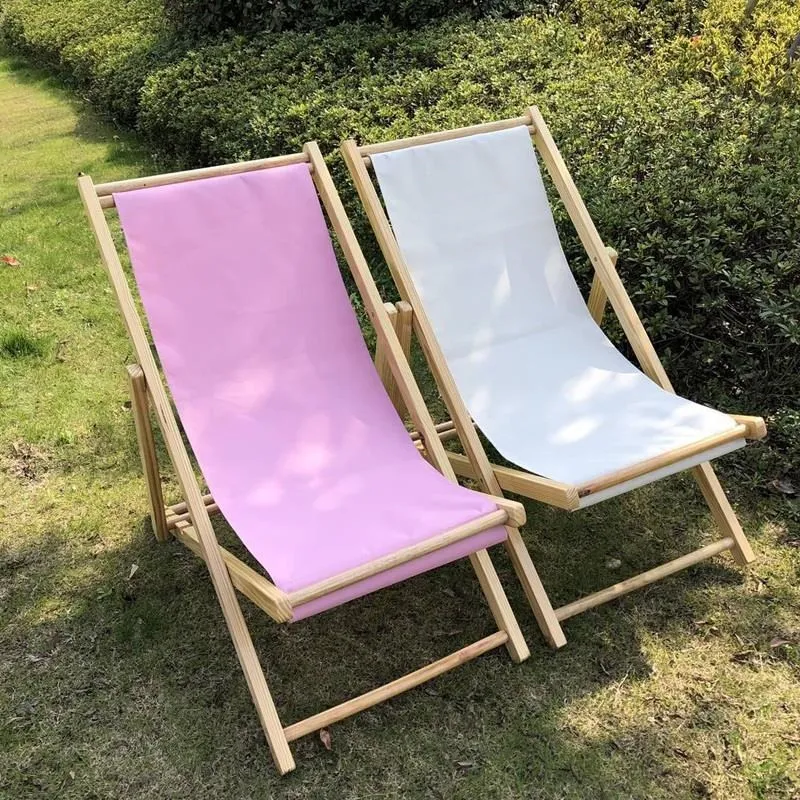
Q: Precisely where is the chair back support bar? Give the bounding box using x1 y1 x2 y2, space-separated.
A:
78 167 297 774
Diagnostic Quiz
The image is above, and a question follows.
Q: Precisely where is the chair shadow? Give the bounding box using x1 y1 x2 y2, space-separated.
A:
3 470 790 798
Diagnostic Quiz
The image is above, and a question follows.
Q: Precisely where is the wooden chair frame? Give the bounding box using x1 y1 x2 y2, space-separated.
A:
342 107 765 646
79 144 533 775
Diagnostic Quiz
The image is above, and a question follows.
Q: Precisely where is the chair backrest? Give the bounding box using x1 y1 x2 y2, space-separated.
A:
370 125 590 364
114 164 429 587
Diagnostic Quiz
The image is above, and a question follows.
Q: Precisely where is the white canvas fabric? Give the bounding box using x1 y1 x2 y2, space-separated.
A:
371 125 743 490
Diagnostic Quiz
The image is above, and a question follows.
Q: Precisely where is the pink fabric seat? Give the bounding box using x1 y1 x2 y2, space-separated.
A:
115 164 506 621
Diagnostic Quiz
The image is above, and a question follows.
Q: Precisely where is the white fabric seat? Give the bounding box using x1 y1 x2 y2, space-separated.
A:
371 125 744 502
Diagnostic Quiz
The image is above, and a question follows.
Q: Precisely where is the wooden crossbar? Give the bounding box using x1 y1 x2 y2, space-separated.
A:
554 537 735 621
577 425 747 498
288 508 508 606
166 495 219 528
94 152 311 198
361 117 533 162
282 631 507 742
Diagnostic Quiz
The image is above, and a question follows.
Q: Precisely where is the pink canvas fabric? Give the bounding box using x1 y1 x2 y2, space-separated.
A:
114 164 506 620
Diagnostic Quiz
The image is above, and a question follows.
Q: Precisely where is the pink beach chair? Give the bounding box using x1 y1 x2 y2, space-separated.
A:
78 143 530 775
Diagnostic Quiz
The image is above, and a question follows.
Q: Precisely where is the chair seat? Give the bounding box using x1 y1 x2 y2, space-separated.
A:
451 316 744 496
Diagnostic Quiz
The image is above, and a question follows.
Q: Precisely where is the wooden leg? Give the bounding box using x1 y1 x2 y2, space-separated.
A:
503 529 567 649
393 301 414 420
374 301 413 419
468 548 530 663
693 462 756 565
127 364 169 542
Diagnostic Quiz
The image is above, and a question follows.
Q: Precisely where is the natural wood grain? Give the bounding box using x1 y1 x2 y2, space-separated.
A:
729 414 767 440
446 451 581 511
173 521 293 623
528 106 674 390
94 152 310 197
283 632 508 742
577 425 747 497
289 509 508 606
587 246 618 324
342 137 566 649
692 462 756 565
126 364 169 542
361 118 532 159
555 538 735 621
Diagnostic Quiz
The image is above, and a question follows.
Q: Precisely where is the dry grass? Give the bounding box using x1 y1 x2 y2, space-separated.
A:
1 50 798 799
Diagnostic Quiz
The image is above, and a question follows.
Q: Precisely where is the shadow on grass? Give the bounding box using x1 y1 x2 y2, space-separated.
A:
3 467 795 799
0 47 152 174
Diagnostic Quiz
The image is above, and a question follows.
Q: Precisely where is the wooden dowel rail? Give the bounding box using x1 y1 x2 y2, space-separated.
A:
554 537 735 621
282 631 508 742
166 493 215 518
577 425 747 498
166 496 219 529
409 419 460 442
289 508 508 606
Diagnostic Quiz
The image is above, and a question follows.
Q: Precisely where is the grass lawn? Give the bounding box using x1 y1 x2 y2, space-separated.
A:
1 49 799 800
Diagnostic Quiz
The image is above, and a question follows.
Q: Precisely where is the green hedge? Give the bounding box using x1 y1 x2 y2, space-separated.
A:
163 0 540 37
1 0 798 483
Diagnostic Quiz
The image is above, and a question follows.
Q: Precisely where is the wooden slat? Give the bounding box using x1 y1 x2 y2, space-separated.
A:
577 425 747 498
127 364 169 542
173 522 293 623
555 537 734 621
409 419 459 442
447 451 580 511
391 301 414 417
289 509 508 606
94 152 311 197
166 501 219 529
282 631 507 742
360 118 532 159
165 492 214 517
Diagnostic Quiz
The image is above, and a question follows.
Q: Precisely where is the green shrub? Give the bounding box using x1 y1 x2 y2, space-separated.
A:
1 0 798 481
653 0 800 97
162 0 542 37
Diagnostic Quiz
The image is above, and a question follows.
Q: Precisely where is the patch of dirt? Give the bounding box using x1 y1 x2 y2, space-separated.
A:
1 440 51 481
